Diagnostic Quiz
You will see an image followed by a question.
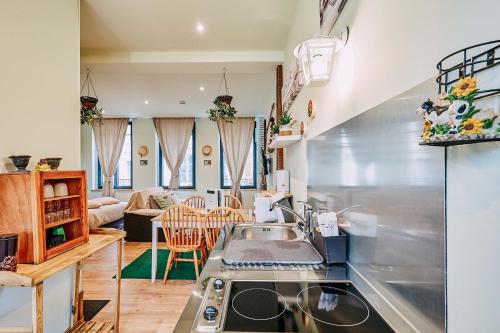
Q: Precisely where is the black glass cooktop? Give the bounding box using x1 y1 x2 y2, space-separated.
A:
224 281 394 333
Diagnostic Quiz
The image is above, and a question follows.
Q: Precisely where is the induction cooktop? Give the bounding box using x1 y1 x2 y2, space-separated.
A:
194 279 395 333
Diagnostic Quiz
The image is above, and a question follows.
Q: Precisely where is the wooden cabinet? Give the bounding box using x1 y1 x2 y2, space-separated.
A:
0 171 89 264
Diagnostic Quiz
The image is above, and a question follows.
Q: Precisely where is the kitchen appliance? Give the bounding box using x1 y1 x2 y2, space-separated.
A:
276 170 290 193
193 278 394 333
206 189 224 210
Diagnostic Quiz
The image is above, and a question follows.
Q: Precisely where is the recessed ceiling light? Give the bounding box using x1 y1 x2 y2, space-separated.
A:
196 23 205 33
144 100 149 105
199 86 205 91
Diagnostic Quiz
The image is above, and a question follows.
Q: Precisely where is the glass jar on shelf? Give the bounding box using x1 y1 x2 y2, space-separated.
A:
63 199 72 219
45 201 54 224
54 200 63 221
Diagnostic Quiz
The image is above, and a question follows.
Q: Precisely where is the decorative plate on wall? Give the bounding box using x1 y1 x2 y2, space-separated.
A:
308 99 316 119
202 145 212 156
138 145 149 158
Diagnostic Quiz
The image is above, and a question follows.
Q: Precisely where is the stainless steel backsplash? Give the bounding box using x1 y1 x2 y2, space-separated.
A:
307 79 445 333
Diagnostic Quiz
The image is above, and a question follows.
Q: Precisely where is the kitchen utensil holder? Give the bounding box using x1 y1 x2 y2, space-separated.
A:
310 229 346 265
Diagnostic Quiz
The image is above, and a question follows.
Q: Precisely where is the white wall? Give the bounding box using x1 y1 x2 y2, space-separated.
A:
0 0 81 172
81 118 259 208
447 143 500 333
284 1 500 332
284 0 500 204
0 1 80 332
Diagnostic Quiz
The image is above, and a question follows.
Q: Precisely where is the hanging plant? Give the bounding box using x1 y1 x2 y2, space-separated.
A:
80 69 103 125
207 69 238 122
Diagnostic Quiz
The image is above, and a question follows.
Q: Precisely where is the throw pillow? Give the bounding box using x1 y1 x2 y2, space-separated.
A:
93 197 120 206
148 195 160 209
153 195 174 209
88 200 102 209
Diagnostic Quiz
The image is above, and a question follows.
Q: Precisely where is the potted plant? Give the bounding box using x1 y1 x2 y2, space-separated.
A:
208 98 238 122
279 111 296 136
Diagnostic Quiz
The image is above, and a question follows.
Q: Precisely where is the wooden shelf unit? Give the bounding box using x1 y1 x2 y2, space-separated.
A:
44 194 80 202
0 170 89 264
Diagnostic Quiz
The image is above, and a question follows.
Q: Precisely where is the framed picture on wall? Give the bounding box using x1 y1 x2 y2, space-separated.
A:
319 0 348 35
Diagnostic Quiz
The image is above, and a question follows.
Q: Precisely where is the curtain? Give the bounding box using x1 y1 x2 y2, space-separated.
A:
218 118 255 202
153 118 194 189
92 118 129 197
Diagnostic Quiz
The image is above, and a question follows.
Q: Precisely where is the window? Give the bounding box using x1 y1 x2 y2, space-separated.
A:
97 122 133 189
159 126 196 189
220 124 256 189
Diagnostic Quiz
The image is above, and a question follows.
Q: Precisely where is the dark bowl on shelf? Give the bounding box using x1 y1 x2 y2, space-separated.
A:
8 155 31 171
44 157 62 170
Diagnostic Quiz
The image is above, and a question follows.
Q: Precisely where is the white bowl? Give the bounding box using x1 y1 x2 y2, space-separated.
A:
43 184 55 198
54 182 68 197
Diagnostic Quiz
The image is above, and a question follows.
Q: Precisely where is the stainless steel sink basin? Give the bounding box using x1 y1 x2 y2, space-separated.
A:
237 225 299 241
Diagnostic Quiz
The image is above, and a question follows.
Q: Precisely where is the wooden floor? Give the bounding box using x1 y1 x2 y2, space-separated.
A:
82 242 194 333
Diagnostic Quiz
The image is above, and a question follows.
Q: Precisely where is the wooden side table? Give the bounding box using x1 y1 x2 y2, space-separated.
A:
0 229 125 333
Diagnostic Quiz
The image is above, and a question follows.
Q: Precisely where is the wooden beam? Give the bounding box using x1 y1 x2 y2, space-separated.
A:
32 283 43 333
114 239 123 333
276 64 284 170
72 261 81 326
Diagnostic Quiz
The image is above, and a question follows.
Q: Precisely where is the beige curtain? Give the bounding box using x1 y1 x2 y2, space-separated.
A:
218 118 255 201
92 118 129 197
153 118 194 189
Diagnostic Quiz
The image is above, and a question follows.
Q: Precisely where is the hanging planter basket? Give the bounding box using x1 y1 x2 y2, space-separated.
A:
216 95 233 105
80 69 103 125
80 96 98 110
208 69 238 122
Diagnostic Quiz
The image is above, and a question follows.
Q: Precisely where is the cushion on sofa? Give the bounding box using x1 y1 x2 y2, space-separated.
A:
153 195 173 209
88 200 102 209
92 197 120 206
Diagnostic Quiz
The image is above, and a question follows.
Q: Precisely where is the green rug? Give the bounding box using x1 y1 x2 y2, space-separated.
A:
119 249 202 280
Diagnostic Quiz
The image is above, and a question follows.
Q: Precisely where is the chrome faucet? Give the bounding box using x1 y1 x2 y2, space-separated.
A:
270 201 313 237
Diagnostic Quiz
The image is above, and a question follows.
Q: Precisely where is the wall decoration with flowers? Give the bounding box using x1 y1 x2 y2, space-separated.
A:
417 41 500 146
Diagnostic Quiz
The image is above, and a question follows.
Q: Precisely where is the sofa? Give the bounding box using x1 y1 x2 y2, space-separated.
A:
123 187 178 242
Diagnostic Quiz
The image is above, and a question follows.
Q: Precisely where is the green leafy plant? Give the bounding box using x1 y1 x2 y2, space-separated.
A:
207 99 238 122
279 111 296 126
80 106 103 125
271 123 280 135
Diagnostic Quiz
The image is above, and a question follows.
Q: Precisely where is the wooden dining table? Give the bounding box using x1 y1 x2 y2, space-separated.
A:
149 208 253 283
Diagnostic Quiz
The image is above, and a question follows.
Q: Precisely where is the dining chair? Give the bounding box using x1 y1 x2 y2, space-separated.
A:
224 194 242 209
159 204 203 284
183 195 206 209
205 207 245 250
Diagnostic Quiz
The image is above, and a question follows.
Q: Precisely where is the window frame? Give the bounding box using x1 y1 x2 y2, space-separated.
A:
158 125 196 190
220 122 257 190
97 121 133 190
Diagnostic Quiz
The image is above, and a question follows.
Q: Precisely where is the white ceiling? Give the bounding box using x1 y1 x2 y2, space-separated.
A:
81 0 297 52
80 0 296 117
83 71 275 118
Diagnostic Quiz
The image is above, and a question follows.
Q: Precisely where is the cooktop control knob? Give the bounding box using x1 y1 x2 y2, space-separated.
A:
204 306 219 322
213 278 225 292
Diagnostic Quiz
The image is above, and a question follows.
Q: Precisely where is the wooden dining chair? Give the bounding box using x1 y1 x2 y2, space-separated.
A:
204 207 245 250
224 194 242 209
159 204 203 284
183 195 206 209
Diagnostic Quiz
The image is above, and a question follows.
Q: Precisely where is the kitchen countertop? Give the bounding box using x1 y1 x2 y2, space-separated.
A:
172 228 349 333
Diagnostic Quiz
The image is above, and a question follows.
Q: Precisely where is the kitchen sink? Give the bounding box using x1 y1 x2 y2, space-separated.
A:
232 224 301 241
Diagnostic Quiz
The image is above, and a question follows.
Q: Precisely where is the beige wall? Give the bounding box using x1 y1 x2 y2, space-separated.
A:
81 118 258 208
284 1 500 332
0 0 81 172
0 1 80 331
